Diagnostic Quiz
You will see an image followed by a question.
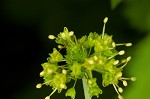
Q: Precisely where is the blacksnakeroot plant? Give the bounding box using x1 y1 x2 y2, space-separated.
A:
36 17 136 99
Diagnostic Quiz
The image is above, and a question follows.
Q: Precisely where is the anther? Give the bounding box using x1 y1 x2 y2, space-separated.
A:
123 80 128 86
118 87 123 93
60 83 66 89
125 43 132 47
131 77 136 81
88 60 94 64
93 56 98 61
118 94 123 99
114 60 119 65
121 59 126 63
103 17 108 24
118 50 125 55
62 69 67 75
40 71 45 77
45 96 50 99
69 31 74 36
36 83 42 88
48 35 55 40
127 56 131 62
58 45 65 49
112 42 116 47
102 17 108 39
61 33 66 38
116 72 122 78
87 79 93 85
47 69 53 74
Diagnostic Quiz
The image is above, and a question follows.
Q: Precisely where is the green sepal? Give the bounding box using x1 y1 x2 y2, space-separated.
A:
87 32 99 48
41 62 58 76
102 72 114 87
55 27 74 45
65 44 87 64
65 87 76 99
89 86 102 98
69 61 83 79
88 78 102 98
50 73 67 92
47 48 63 63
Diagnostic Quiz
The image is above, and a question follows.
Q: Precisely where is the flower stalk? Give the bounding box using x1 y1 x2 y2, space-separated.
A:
82 77 91 99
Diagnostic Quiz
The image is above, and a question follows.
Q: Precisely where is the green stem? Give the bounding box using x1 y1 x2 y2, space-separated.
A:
82 77 91 99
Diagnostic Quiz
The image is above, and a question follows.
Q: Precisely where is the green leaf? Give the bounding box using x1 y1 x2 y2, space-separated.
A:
123 0 150 32
111 0 123 10
123 35 150 99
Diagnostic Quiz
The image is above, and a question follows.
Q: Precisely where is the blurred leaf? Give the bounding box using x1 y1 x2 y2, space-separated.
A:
111 0 123 10
123 0 150 32
123 34 150 99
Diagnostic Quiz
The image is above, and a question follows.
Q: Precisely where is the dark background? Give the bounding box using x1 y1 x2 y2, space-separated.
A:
1 0 150 99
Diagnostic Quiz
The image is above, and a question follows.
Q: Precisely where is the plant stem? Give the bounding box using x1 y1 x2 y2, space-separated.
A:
82 77 91 99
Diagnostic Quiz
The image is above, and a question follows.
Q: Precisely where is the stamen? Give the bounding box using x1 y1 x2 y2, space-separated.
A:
120 56 131 69
102 17 108 39
46 88 57 98
115 43 132 47
121 77 136 81
113 84 119 94
113 84 124 99
115 44 125 46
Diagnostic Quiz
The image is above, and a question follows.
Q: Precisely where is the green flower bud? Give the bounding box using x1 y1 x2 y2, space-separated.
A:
65 87 76 99
70 61 82 79
48 48 63 63
89 86 102 98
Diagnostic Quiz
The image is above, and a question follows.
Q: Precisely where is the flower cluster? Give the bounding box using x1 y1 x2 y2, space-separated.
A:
36 17 136 99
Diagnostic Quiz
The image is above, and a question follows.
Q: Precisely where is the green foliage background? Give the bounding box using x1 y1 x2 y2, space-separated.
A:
1 0 150 99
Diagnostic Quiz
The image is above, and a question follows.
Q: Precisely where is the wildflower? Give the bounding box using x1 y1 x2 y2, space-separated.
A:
36 17 135 99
